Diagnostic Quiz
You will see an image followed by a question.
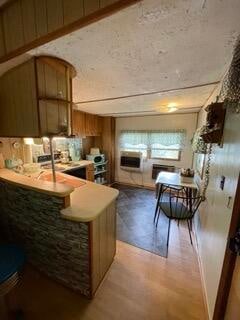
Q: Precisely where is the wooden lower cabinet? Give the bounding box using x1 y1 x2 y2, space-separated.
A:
89 200 116 297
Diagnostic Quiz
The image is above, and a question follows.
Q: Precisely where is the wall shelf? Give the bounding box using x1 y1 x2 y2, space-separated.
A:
94 170 107 176
94 161 108 167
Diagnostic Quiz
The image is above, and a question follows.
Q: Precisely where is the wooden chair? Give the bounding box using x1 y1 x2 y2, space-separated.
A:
155 190 202 254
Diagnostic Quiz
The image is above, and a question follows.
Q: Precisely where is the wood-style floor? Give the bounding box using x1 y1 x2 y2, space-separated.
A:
8 222 207 320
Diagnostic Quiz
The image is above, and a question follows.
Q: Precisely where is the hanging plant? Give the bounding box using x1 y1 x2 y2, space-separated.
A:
191 127 208 154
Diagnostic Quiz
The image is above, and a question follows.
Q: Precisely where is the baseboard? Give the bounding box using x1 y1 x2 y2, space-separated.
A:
113 180 155 190
194 226 211 320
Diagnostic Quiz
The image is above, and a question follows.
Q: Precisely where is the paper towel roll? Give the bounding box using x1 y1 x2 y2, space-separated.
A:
0 153 4 168
23 144 33 163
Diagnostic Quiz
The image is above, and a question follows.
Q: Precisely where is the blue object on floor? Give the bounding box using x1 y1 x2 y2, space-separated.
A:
0 244 25 284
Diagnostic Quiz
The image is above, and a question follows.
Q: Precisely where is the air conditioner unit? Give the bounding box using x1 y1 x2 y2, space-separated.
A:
120 151 143 172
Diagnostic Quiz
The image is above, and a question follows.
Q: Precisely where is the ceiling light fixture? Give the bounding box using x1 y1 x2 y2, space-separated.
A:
167 102 178 113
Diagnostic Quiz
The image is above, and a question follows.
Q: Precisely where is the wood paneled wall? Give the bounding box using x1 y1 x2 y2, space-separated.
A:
90 200 116 295
0 0 140 63
94 117 115 184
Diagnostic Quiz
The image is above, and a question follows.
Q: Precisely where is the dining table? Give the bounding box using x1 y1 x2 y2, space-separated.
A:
154 171 198 221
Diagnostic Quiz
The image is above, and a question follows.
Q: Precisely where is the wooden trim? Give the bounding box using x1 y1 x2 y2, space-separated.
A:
194 225 211 320
63 195 71 209
213 173 240 319
113 181 155 191
150 150 182 161
75 81 220 105
33 56 41 137
37 56 77 78
0 0 140 63
88 221 94 299
38 98 72 104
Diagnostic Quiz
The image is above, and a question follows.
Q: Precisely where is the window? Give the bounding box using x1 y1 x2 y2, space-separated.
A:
120 130 185 161
121 143 148 158
150 144 181 160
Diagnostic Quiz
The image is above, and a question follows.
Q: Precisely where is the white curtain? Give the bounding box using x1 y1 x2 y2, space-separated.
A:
120 130 186 150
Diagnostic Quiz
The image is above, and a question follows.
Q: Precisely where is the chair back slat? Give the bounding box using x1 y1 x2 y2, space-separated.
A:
169 192 202 219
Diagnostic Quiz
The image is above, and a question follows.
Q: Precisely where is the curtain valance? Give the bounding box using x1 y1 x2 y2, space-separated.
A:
120 130 186 149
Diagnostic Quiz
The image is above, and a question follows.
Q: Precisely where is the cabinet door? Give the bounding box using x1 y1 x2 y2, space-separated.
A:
39 100 68 136
85 113 102 136
37 58 68 99
73 110 86 136
96 116 103 135
0 59 39 137
85 113 95 136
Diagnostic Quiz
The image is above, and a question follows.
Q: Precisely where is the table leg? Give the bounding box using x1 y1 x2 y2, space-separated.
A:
189 188 193 215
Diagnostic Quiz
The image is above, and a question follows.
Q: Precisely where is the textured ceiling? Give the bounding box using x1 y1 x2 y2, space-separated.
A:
1 0 240 116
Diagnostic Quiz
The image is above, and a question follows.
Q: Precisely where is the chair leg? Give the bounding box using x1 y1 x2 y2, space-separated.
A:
187 220 193 245
177 219 180 227
156 207 161 227
167 219 171 248
154 205 158 223
154 184 162 223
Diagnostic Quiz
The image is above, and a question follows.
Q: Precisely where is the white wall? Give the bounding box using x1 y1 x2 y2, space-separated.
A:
115 113 198 187
194 87 240 319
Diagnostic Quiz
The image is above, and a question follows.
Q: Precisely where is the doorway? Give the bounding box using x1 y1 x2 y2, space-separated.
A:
213 173 240 319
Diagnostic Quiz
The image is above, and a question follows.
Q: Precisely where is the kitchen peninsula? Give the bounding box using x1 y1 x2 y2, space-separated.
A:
0 168 118 298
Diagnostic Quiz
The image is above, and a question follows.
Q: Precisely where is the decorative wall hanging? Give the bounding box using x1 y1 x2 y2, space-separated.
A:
196 35 240 198
219 35 240 113
200 102 226 144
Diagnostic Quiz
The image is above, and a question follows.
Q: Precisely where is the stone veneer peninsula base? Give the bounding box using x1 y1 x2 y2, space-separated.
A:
0 181 117 298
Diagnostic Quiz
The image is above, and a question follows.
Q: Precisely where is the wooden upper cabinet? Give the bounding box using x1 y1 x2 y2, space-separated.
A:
0 59 39 137
0 56 76 137
37 57 68 100
73 110 103 137
85 114 103 136
73 110 86 137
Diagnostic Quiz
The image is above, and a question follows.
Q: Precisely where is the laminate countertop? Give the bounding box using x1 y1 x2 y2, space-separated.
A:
0 168 74 197
60 176 119 222
0 168 119 222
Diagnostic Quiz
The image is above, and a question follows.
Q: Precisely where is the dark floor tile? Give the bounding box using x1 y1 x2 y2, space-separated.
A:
115 184 168 258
